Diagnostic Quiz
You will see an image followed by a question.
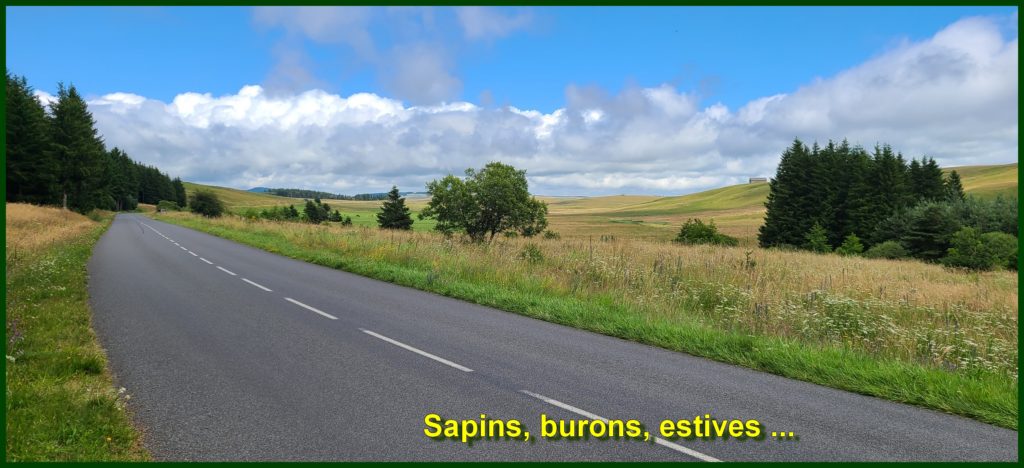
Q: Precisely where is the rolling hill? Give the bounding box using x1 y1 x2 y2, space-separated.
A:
184 162 1015 242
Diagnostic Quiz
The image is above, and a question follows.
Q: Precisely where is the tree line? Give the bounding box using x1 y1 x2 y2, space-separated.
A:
233 163 551 242
759 138 1016 269
6 71 185 212
265 188 419 201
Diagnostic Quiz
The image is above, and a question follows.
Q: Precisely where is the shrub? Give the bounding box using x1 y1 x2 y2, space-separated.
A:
542 230 561 240
804 222 832 253
518 243 544 264
942 227 1015 271
981 232 1018 271
863 241 908 259
157 200 181 212
188 190 224 218
835 234 864 256
674 218 738 246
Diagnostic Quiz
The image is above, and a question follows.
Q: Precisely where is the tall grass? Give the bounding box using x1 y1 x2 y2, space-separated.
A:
156 212 1018 428
6 204 148 461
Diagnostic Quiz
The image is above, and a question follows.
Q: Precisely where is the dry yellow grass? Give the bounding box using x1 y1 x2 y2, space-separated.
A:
160 211 1018 378
5 203 97 259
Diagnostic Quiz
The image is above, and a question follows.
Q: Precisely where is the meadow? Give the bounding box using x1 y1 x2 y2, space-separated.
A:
187 163 1015 245
5 204 147 461
154 209 1018 429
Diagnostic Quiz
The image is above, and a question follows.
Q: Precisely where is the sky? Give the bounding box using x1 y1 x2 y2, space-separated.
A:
5 6 1019 196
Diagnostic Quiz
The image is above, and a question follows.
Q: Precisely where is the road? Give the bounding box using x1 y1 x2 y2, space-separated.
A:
87 213 1018 461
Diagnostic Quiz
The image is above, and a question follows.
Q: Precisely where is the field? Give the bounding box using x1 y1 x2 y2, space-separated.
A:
153 209 1018 429
5 204 147 461
185 163 1015 244
947 163 1018 199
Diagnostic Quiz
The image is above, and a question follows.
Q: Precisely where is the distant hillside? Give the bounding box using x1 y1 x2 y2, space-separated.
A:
944 163 1017 199
184 162 1015 242
251 187 430 201
183 182 300 209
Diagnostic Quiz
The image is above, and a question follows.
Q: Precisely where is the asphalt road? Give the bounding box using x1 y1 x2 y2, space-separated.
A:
87 213 1018 461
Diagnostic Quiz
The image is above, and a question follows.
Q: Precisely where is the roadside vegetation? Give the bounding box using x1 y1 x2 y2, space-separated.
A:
5 203 147 461
154 203 1017 428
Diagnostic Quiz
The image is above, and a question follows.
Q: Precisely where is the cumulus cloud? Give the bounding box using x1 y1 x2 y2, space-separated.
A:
82 16 1017 196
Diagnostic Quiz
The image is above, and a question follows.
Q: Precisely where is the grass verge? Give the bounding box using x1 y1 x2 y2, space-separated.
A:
6 204 148 461
154 212 1017 430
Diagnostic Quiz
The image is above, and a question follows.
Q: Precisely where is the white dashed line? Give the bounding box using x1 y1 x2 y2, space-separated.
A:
199 257 214 265
216 266 237 276
180 246 188 251
519 390 720 462
360 329 473 372
188 251 198 256
241 278 272 292
284 297 338 320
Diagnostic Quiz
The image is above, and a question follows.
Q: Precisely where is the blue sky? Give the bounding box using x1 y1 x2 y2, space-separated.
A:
8 6 1017 111
5 7 1019 195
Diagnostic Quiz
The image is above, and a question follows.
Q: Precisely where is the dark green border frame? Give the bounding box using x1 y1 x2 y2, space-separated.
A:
1 1 1020 464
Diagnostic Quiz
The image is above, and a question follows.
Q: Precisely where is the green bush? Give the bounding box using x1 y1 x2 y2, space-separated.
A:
835 233 864 256
674 219 738 246
157 200 181 212
981 231 1018 271
863 241 908 259
188 190 224 218
542 230 561 240
942 228 1017 271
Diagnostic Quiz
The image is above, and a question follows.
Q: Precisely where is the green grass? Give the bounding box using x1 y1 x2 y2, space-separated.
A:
5 213 148 461
154 212 1017 430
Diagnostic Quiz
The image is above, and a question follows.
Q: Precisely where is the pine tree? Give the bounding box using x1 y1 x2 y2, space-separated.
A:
6 71 58 204
908 158 924 200
49 83 107 212
804 223 832 253
376 185 414 230
830 141 872 243
903 202 961 261
303 200 318 223
836 233 865 256
918 157 946 200
848 144 911 239
945 170 966 201
759 139 811 248
172 177 187 207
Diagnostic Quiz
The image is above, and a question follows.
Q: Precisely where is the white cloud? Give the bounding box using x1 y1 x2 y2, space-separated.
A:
82 16 1017 196
455 7 533 40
